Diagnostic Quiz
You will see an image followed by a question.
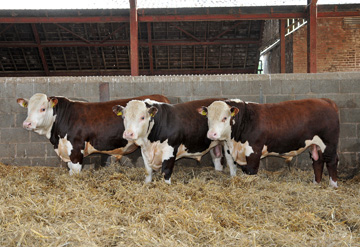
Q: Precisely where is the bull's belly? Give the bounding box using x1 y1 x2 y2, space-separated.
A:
55 136 137 162
141 139 217 170
176 141 218 161
229 135 326 165
83 141 138 160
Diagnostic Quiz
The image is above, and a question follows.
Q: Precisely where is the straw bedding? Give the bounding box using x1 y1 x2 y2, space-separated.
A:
0 160 359 247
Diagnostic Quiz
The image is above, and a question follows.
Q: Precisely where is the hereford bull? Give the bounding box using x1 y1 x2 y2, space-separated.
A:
17 93 170 175
112 98 227 184
198 98 340 187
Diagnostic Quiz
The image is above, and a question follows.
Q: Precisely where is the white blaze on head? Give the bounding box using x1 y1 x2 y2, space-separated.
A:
17 93 57 139
121 100 158 141
200 101 238 141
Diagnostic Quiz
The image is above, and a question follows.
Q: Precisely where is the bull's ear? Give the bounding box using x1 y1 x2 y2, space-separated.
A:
148 106 158 118
230 106 239 117
49 97 58 108
17 98 29 108
197 106 208 116
112 105 124 117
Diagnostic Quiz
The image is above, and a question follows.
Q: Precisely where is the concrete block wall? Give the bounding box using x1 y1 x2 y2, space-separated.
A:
0 72 359 178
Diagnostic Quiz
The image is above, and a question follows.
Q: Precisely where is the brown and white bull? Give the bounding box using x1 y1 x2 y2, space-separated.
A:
17 93 169 175
112 98 227 184
198 98 340 187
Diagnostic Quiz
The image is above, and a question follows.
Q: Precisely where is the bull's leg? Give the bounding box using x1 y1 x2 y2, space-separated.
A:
210 144 223 171
311 145 324 184
326 154 339 188
162 156 176 184
223 143 237 177
141 149 153 183
243 151 261 175
68 151 84 175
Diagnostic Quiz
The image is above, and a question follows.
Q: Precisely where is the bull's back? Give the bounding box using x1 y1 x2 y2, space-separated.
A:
253 98 339 152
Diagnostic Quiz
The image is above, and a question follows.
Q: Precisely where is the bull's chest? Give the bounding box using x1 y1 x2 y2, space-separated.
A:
140 139 175 170
54 134 73 162
226 139 254 165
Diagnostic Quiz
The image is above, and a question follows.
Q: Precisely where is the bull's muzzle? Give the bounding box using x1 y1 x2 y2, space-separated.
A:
123 130 136 140
207 131 219 140
23 120 34 130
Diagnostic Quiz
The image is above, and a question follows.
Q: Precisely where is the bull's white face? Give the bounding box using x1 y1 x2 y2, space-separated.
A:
120 100 158 141
17 93 57 139
202 101 237 141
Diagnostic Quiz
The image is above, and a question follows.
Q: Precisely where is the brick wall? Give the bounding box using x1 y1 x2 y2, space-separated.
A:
293 18 360 73
0 73 359 178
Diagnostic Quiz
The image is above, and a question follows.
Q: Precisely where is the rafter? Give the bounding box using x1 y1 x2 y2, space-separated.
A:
54 23 90 44
31 24 49 75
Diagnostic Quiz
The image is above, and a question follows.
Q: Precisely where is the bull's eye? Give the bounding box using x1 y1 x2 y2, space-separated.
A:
222 117 227 122
141 116 145 120
40 108 46 112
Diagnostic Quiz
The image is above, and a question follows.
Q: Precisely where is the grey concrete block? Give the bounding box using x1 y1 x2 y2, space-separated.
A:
12 157 32 166
44 157 62 167
222 80 252 96
133 81 162 97
17 143 46 158
338 153 358 178
0 114 15 128
33 82 49 95
340 108 360 123
15 113 27 128
30 132 49 143
340 79 360 93
235 96 260 104
340 123 357 138
0 82 16 98
15 83 34 98
0 98 25 114
194 81 222 96
163 81 193 97
48 82 75 97
111 82 134 98
1 128 30 144
310 80 339 93
74 82 100 100
265 95 294 104
339 138 360 152
251 80 282 95
0 143 16 157
46 143 58 157
282 80 310 94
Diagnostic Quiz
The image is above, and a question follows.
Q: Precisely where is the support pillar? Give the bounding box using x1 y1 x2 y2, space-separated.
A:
129 0 139 76
307 0 317 73
280 19 286 73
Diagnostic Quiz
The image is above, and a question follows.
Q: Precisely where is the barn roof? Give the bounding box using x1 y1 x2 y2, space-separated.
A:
0 4 359 77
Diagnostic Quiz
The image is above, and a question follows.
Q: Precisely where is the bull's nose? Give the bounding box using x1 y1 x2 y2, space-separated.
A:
207 131 218 140
23 121 32 129
123 130 135 140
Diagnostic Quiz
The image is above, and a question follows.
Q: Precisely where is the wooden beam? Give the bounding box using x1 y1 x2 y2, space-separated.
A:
147 22 154 75
307 0 317 73
31 24 49 75
129 0 139 76
280 19 286 73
